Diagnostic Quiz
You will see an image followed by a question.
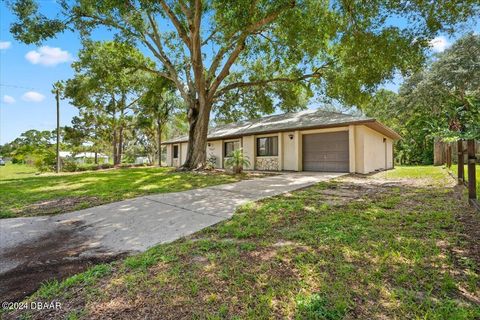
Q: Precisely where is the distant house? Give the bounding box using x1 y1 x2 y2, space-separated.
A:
135 156 151 165
60 151 109 164
163 109 401 174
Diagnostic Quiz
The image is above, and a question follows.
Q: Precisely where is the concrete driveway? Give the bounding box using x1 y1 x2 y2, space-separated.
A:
0 171 344 300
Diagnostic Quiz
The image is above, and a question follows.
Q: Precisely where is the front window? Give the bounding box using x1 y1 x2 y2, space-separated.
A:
173 145 179 159
256 136 278 156
224 140 240 157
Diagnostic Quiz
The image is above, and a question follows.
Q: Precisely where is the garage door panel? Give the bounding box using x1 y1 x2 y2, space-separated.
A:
302 132 349 172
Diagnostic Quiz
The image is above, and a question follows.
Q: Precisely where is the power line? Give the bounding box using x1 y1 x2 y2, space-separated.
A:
0 83 40 90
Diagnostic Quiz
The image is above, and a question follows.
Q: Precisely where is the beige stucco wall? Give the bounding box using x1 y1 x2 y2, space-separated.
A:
242 135 255 170
206 140 223 168
386 139 393 169
166 144 173 166
355 125 393 174
354 126 365 174
164 124 395 172
283 132 296 170
180 142 188 165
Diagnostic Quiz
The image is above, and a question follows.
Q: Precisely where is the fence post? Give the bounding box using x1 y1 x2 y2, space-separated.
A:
457 140 464 184
446 143 452 168
467 139 477 200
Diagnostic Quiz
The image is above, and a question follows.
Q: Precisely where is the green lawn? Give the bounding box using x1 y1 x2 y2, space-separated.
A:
9 166 479 319
0 165 250 218
0 163 38 179
376 165 451 183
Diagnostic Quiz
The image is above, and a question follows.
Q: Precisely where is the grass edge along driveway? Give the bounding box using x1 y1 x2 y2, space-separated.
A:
0 166 254 219
5 166 479 319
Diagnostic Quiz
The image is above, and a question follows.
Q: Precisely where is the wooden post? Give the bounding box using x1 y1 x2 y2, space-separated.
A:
457 140 464 184
55 88 60 173
433 137 444 166
446 143 452 168
467 139 477 200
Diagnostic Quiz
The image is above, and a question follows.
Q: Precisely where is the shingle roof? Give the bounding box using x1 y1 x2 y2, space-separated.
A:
163 108 397 144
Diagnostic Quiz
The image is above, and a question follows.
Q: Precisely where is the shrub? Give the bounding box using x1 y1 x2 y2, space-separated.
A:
224 149 250 174
206 155 217 170
62 159 78 172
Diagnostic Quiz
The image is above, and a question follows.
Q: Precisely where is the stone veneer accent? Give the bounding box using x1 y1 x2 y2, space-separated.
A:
255 157 279 171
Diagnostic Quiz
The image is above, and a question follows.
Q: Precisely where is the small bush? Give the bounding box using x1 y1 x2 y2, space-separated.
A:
62 159 78 172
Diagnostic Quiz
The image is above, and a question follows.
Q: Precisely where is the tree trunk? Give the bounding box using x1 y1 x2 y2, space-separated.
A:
112 128 118 165
94 123 98 164
55 89 60 173
181 100 211 170
117 125 124 165
157 119 162 167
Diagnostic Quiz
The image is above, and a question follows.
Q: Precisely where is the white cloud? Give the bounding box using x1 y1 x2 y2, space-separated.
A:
429 36 450 53
25 46 72 66
22 91 45 102
2 95 16 104
0 41 11 50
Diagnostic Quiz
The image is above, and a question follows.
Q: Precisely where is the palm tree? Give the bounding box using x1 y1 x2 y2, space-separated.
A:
224 149 250 174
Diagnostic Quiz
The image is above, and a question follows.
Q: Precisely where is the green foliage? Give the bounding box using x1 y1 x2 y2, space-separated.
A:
399 33 480 141
363 34 480 164
224 149 250 174
0 129 58 169
8 0 480 168
62 41 152 165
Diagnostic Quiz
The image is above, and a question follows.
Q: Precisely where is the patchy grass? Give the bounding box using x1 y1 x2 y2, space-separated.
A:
8 168 480 319
0 166 254 218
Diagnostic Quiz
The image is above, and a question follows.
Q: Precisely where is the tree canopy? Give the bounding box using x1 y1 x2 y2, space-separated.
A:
9 0 480 168
363 33 480 164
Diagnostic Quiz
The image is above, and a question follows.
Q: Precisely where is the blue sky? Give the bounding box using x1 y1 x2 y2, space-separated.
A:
0 2 478 144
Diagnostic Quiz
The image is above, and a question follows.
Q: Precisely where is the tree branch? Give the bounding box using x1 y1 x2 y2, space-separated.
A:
208 2 295 100
214 70 324 99
159 0 191 48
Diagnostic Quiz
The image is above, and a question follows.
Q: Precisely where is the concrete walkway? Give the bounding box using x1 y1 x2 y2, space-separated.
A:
0 172 343 300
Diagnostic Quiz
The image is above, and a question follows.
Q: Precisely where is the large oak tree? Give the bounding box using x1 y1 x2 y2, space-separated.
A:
10 0 479 169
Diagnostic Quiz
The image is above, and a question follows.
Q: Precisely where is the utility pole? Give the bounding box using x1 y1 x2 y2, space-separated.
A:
56 88 60 173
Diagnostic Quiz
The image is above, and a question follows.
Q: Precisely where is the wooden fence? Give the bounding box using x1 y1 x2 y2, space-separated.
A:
435 139 479 210
456 140 478 210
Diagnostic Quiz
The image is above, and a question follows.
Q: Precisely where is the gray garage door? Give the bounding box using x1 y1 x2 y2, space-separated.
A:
302 131 349 172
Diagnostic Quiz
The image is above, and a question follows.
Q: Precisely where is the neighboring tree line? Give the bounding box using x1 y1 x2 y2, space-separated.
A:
61 40 187 167
1 41 187 171
362 34 480 165
0 129 58 171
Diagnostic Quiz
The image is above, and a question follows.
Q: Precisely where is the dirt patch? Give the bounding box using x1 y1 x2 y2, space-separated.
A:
13 196 104 217
0 221 123 302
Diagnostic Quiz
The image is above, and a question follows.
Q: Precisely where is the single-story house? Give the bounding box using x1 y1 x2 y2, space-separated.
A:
59 151 109 164
162 109 401 174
